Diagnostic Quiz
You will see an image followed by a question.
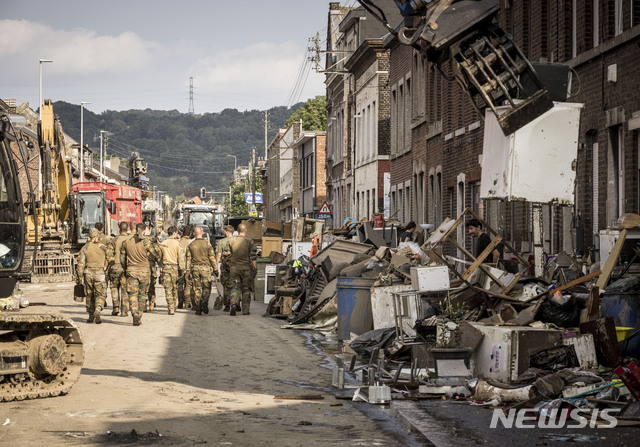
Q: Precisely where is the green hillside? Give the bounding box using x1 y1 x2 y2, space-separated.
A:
53 101 304 197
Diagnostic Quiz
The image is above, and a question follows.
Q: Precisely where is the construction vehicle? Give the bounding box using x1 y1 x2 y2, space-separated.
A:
176 203 223 245
72 181 142 243
357 0 554 134
21 100 76 281
0 105 84 402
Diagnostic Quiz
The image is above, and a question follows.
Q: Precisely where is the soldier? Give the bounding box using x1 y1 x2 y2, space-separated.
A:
159 226 180 315
146 225 160 312
128 220 137 235
107 221 131 316
215 224 235 312
177 225 193 309
228 223 258 316
94 221 110 244
77 228 110 323
186 226 216 316
121 223 161 326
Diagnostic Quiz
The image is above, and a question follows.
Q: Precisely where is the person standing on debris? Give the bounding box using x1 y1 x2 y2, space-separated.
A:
214 224 235 311
159 226 181 315
228 223 257 316
177 225 194 309
186 226 216 315
466 218 500 263
77 228 111 324
400 221 417 243
94 222 109 244
107 221 131 316
121 223 161 326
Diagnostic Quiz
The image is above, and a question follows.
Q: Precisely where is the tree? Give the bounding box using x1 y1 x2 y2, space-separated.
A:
285 96 326 131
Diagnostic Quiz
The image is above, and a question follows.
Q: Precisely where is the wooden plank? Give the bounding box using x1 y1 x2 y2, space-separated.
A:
273 395 325 400
281 296 293 316
584 285 601 323
522 269 602 303
461 236 503 280
596 228 628 289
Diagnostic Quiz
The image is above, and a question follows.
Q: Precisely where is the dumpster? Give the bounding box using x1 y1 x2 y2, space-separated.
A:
337 277 375 340
254 257 270 302
601 293 640 357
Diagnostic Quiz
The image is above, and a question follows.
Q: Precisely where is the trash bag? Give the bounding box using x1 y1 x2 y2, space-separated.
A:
538 295 581 327
606 276 640 293
349 327 396 357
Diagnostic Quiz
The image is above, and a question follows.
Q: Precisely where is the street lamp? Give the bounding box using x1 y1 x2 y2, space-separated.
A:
80 101 91 182
38 59 53 120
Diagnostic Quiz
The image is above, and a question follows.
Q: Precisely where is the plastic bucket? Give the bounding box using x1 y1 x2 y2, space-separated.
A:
336 277 375 340
601 293 640 357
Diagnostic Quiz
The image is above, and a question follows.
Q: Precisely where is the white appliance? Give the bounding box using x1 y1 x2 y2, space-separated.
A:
264 264 277 304
471 324 564 383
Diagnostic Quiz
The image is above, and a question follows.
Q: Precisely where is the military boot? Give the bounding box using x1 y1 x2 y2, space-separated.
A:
229 304 237 316
111 306 120 316
132 312 142 326
94 307 102 324
202 301 209 314
86 313 94 323
195 303 202 316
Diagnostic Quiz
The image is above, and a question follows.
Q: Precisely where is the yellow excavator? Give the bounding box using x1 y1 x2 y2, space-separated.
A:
22 99 75 282
0 102 84 401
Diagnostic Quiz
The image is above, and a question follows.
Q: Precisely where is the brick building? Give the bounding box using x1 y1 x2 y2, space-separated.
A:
324 2 401 228
294 131 327 218
378 0 640 261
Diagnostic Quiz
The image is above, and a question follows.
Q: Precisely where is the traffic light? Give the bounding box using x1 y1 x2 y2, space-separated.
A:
200 187 206 198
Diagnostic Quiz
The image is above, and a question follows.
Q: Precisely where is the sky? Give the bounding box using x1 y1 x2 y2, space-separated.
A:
0 0 349 114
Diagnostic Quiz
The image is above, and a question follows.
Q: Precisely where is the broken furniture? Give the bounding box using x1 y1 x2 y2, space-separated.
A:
422 208 530 296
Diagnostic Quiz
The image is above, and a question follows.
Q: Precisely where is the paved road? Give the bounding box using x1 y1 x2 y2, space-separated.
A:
0 282 424 446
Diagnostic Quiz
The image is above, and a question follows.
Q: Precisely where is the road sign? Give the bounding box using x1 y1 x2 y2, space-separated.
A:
244 192 263 204
316 213 332 219
317 201 332 215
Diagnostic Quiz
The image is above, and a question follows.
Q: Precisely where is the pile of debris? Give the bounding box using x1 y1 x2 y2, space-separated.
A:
265 210 640 425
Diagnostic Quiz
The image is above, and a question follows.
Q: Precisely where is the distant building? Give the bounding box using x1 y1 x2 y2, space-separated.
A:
293 131 327 218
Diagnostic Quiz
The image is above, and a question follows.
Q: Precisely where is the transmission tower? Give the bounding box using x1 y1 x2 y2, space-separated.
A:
188 77 195 115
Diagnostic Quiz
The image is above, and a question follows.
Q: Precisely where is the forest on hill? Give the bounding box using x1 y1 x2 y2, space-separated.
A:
52 101 307 197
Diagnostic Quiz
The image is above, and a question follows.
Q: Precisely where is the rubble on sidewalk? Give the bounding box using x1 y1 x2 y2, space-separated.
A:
259 211 640 423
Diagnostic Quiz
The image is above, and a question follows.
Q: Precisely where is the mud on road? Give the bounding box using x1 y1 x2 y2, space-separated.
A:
0 282 424 446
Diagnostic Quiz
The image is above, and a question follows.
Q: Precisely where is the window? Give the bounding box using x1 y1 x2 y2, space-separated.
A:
413 52 425 120
391 87 398 157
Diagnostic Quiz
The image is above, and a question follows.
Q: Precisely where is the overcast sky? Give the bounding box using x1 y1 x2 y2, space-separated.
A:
0 0 342 114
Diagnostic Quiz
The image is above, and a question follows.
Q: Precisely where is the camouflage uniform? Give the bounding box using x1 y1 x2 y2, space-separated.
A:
228 236 258 315
107 233 131 315
121 234 161 326
77 239 110 323
177 236 194 309
147 244 160 311
215 236 233 310
159 237 181 314
186 238 216 315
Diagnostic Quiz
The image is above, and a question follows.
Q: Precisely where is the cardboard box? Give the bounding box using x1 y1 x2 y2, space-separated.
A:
262 237 283 259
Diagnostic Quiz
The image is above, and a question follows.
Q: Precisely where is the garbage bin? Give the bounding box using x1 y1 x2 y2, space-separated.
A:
254 257 271 302
601 292 640 357
336 277 375 340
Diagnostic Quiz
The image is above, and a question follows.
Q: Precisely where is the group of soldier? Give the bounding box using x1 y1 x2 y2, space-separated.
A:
76 220 258 326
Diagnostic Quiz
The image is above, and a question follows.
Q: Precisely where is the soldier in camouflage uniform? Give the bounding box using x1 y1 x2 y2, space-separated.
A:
228 223 258 316
177 225 193 309
94 222 109 245
121 223 161 326
77 228 111 324
107 221 131 316
215 225 235 311
159 226 181 315
186 226 217 316
146 228 160 312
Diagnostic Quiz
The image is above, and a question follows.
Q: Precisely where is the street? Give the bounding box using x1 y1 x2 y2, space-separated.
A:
0 282 423 447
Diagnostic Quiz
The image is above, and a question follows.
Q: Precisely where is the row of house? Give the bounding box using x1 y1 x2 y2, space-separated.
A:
264 1 640 262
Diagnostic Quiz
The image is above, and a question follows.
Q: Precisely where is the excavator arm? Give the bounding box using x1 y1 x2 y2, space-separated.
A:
357 0 553 135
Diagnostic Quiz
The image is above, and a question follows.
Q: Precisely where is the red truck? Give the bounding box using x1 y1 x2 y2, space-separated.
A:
72 181 142 243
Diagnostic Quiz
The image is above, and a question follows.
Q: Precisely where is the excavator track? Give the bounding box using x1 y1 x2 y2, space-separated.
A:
0 313 83 401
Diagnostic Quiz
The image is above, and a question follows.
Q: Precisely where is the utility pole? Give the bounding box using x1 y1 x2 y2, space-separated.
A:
251 147 257 217
188 77 194 115
264 110 268 159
